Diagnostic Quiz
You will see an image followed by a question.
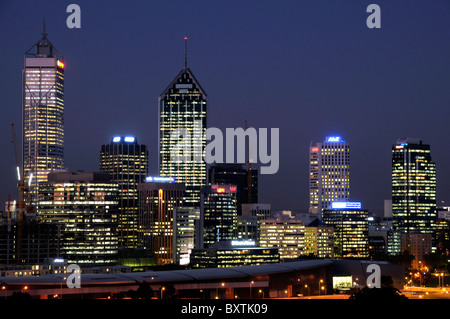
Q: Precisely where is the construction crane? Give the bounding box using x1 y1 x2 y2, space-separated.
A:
11 122 26 264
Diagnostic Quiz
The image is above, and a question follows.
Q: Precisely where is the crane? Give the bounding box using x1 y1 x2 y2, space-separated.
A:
11 122 26 264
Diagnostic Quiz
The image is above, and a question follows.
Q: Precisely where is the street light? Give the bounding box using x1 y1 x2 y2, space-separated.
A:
1 285 6 299
259 289 265 299
250 281 254 299
161 286 165 299
319 279 323 295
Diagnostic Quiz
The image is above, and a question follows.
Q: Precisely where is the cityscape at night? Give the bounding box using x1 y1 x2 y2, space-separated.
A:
0 0 449 312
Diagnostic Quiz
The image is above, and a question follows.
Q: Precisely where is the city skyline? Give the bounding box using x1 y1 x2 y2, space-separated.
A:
1 1 449 216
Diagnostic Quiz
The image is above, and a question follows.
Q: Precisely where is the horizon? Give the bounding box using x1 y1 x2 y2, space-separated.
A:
1 1 449 216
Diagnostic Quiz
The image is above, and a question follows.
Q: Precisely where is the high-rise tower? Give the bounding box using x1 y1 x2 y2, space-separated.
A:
392 137 436 234
309 136 350 215
23 23 65 207
158 39 207 207
100 136 149 248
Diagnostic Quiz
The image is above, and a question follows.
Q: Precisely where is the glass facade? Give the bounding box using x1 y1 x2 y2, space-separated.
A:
23 32 65 207
391 138 436 234
38 172 119 266
159 68 207 208
322 208 369 258
309 137 350 215
100 137 148 249
200 185 238 248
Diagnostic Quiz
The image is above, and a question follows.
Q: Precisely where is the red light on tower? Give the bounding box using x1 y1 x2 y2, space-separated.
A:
57 60 65 69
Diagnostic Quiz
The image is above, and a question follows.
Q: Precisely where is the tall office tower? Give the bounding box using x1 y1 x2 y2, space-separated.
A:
100 136 149 248
208 164 258 215
38 171 119 266
259 211 305 260
309 136 350 216
322 202 369 259
199 185 238 248
158 43 207 208
392 138 437 235
23 24 65 207
137 177 185 265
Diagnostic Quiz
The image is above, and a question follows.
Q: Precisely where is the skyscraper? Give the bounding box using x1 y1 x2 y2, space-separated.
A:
23 24 65 207
392 138 437 234
158 40 207 208
100 136 149 249
309 136 350 215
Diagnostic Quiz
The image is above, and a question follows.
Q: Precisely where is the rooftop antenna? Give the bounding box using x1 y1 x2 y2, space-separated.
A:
184 36 188 69
42 17 47 39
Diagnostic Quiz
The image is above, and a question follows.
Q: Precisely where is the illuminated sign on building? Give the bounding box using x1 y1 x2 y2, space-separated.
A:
331 201 362 209
231 240 255 247
57 60 65 69
210 185 237 193
327 136 342 142
146 176 175 183
113 136 136 143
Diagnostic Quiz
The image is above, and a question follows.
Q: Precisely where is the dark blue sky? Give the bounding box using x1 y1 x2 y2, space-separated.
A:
1 0 449 215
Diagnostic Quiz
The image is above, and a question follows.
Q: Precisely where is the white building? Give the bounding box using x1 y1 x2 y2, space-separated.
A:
309 136 350 216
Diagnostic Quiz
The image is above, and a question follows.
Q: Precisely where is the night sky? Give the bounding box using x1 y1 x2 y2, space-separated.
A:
0 0 449 216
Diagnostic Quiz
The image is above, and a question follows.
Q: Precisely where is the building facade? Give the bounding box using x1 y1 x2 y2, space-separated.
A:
322 202 369 259
304 219 334 258
392 138 437 235
158 63 207 208
38 171 119 266
100 136 148 248
23 26 65 208
208 164 258 215
172 207 201 266
309 136 350 216
259 212 305 260
401 232 432 269
200 185 238 248
137 179 185 265
237 203 271 243
190 240 280 269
